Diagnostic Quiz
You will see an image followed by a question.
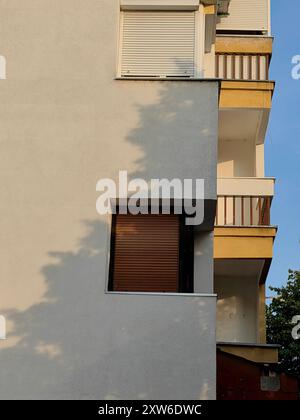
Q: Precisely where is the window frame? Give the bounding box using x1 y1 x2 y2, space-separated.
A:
116 7 204 79
108 212 194 293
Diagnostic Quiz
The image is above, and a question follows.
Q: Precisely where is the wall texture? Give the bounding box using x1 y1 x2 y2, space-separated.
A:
218 138 256 178
215 275 258 343
0 0 218 399
0 292 216 400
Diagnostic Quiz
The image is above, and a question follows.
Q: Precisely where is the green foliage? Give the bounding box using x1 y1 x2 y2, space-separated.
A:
266 270 300 378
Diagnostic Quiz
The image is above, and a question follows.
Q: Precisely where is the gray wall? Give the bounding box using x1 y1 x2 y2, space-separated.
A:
0 290 216 400
194 232 214 294
215 275 258 343
0 0 218 399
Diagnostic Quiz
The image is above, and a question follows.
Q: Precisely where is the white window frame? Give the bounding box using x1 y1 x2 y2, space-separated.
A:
120 0 200 10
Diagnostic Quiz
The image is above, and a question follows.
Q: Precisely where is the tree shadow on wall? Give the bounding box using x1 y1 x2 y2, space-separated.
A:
0 220 111 399
0 75 216 399
0 218 213 400
123 76 216 183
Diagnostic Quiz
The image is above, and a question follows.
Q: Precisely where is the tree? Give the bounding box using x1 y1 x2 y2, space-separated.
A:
266 270 300 378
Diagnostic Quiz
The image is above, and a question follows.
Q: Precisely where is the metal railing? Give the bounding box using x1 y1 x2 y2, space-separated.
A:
215 195 271 227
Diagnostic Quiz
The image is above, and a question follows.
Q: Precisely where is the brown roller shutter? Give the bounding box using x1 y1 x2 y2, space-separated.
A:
110 214 180 293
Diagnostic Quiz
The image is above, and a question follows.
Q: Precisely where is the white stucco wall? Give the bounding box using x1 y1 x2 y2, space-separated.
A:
0 0 218 399
256 143 265 177
194 232 214 294
204 46 216 78
215 275 258 343
218 137 256 178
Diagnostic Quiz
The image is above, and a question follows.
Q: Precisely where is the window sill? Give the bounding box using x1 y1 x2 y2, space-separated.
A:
106 291 217 297
115 77 221 82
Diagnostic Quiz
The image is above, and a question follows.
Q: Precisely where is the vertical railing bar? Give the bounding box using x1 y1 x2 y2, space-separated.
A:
233 196 236 226
224 196 227 226
263 196 271 226
263 196 266 225
249 55 252 81
258 197 262 226
232 54 236 80
240 55 244 80
268 197 271 225
266 54 269 80
216 54 219 78
257 54 261 81
241 196 244 226
224 54 227 79
250 196 253 226
263 196 266 226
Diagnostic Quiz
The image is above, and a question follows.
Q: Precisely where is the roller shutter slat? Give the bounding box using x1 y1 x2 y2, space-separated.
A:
121 11 195 77
111 214 180 292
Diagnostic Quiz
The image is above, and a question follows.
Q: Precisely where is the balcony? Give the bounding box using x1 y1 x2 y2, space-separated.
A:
216 35 274 148
216 177 274 227
217 343 279 364
214 178 277 285
216 53 270 81
215 35 272 82
216 195 271 227
214 179 277 345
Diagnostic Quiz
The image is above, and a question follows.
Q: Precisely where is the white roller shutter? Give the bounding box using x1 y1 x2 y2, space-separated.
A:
120 11 196 77
217 0 270 33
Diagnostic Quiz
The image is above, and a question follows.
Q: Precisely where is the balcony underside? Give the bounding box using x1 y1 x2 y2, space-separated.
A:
218 81 275 153
214 227 276 258
214 227 276 289
217 342 279 364
219 107 270 148
220 81 275 109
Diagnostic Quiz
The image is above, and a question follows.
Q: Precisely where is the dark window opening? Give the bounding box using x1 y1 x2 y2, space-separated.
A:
216 30 267 36
108 213 194 293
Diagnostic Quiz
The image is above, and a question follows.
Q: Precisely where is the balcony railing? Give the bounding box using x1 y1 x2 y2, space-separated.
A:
215 195 271 227
215 53 270 81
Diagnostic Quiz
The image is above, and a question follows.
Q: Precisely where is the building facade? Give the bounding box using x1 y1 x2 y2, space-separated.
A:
214 0 278 375
0 0 282 400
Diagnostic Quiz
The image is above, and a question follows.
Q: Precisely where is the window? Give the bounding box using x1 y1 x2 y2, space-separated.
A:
108 214 193 293
216 0 270 36
119 10 201 78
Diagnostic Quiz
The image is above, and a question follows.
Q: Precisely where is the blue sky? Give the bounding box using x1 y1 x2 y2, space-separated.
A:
266 1 300 290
